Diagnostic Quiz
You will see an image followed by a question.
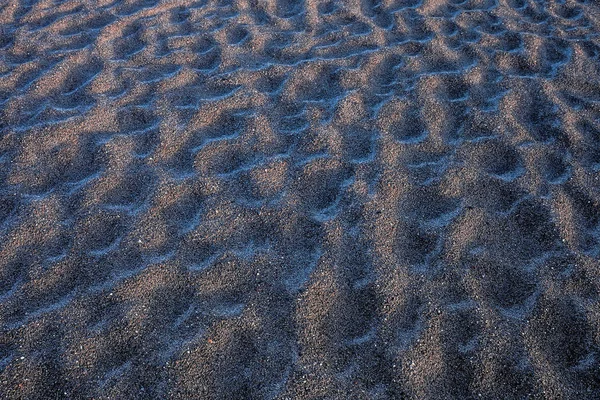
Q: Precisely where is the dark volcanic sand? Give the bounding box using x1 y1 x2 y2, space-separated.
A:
1 0 600 399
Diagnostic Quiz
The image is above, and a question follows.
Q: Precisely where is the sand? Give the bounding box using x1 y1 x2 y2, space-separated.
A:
0 0 599 398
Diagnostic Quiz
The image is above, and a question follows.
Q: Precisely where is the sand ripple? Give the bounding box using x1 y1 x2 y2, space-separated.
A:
1 0 600 398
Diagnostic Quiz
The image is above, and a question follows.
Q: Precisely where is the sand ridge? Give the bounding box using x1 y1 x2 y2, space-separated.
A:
1 0 600 398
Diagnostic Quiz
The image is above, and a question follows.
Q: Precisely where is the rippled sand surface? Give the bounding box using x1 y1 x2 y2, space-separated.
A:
1 0 600 398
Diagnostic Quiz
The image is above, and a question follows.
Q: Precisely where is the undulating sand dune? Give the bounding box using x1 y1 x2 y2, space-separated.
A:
1 0 600 398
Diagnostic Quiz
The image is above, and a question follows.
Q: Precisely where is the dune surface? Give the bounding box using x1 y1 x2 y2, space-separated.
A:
1 0 600 398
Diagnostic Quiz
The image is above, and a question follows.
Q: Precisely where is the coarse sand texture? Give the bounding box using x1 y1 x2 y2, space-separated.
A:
1 0 600 399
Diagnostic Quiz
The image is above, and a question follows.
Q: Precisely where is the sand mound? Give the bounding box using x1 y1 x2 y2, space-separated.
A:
1 0 599 398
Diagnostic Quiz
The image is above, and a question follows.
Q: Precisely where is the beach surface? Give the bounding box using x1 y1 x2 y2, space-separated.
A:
1 0 600 398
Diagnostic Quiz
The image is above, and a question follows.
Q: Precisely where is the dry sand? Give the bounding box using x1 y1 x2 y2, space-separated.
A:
1 0 600 398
